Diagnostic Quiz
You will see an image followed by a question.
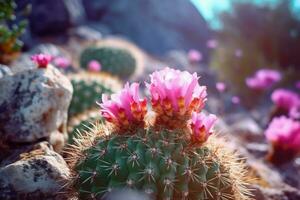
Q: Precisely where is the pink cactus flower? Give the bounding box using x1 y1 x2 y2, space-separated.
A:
231 96 240 104
99 82 147 129
190 112 217 144
216 82 227 93
296 81 300 89
31 54 52 68
234 49 243 57
246 69 281 90
188 49 202 63
206 39 218 49
53 56 71 69
146 67 207 118
289 106 300 120
265 116 300 152
88 60 101 72
271 89 300 111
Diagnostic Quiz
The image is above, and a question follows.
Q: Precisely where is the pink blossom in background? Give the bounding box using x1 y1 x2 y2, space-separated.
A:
206 39 218 49
296 81 300 89
187 49 202 63
246 69 281 90
265 116 300 151
146 67 207 116
53 56 71 69
99 82 147 127
289 106 300 120
231 96 240 104
234 49 243 57
216 82 226 93
271 89 300 111
88 60 101 72
190 112 217 144
31 54 52 68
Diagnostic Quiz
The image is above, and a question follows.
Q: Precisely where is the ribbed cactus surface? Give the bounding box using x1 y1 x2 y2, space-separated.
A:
80 47 136 78
75 129 236 200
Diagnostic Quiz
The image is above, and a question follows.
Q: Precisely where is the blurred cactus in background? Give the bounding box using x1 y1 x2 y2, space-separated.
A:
66 68 250 200
0 0 28 64
67 109 102 144
210 0 300 100
68 72 122 116
80 47 136 79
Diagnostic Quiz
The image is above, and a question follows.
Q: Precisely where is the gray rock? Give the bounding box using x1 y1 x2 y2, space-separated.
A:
252 184 300 200
28 0 71 35
0 65 12 78
0 142 70 200
70 25 102 41
230 114 264 142
0 65 73 152
83 0 211 56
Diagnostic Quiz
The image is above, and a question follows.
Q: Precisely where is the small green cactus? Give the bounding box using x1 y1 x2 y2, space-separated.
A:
80 47 136 78
68 72 122 116
66 68 250 200
67 109 102 144
0 0 28 64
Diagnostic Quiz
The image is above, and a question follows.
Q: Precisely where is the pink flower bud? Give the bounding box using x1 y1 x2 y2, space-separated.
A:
31 54 52 68
53 56 71 69
188 49 202 63
88 60 101 72
216 82 226 93
190 112 217 144
246 69 281 90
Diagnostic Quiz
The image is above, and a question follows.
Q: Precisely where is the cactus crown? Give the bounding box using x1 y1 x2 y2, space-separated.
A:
66 68 251 200
80 47 136 78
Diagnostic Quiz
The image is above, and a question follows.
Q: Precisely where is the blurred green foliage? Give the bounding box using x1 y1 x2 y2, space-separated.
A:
0 0 28 63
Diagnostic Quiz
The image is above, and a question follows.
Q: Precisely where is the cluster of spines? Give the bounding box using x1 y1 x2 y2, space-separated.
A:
80 47 136 78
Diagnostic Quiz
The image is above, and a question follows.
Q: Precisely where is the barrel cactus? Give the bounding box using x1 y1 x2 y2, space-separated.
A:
66 68 250 200
80 47 136 79
68 72 122 116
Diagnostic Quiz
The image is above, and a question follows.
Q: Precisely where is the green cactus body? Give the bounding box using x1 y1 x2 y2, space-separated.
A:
67 109 102 144
80 47 136 78
68 73 122 116
74 128 241 200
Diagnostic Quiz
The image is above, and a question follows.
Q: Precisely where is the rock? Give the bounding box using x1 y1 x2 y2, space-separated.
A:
69 25 102 41
82 0 211 56
64 0 86 25
252 184 300 200
0 65 12 78
17 0 71 35
0 65 73 152
0 142 70 200
103 189 151 200
230 114 264 142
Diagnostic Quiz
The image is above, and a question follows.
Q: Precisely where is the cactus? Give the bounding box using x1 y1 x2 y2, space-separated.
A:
80 47 136 78
66 68 250 200
68 72 122 116
0 0 28 64
67 109 102 144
